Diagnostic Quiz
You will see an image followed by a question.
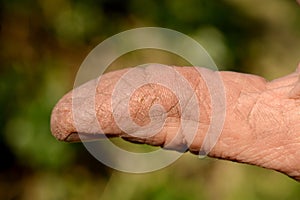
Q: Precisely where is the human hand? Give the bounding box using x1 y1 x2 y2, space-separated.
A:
51 64 300 181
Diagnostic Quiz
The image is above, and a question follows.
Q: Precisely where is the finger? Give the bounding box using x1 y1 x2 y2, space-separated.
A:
50 65 209 151
50 68 129 141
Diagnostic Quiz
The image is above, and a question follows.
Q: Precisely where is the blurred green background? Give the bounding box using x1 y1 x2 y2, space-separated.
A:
1 0 300 199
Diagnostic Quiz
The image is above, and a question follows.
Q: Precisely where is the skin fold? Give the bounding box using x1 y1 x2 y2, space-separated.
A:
51 64 300 181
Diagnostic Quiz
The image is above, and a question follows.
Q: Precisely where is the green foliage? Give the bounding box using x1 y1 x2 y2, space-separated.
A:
1 0 300 199
4 62 75 169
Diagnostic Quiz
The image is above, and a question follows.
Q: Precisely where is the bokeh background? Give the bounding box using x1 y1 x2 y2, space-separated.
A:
1 0 300 199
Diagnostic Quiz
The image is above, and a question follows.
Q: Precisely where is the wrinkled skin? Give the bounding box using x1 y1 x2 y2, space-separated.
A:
51 64 300 181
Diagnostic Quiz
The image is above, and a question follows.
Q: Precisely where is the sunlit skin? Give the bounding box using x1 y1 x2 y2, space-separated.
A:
51 63 300 181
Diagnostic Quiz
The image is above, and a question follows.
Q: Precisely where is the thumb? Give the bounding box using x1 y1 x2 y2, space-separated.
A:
50 65 205 152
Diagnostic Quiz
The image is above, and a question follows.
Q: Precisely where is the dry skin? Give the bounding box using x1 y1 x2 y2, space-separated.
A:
51 64 300 181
